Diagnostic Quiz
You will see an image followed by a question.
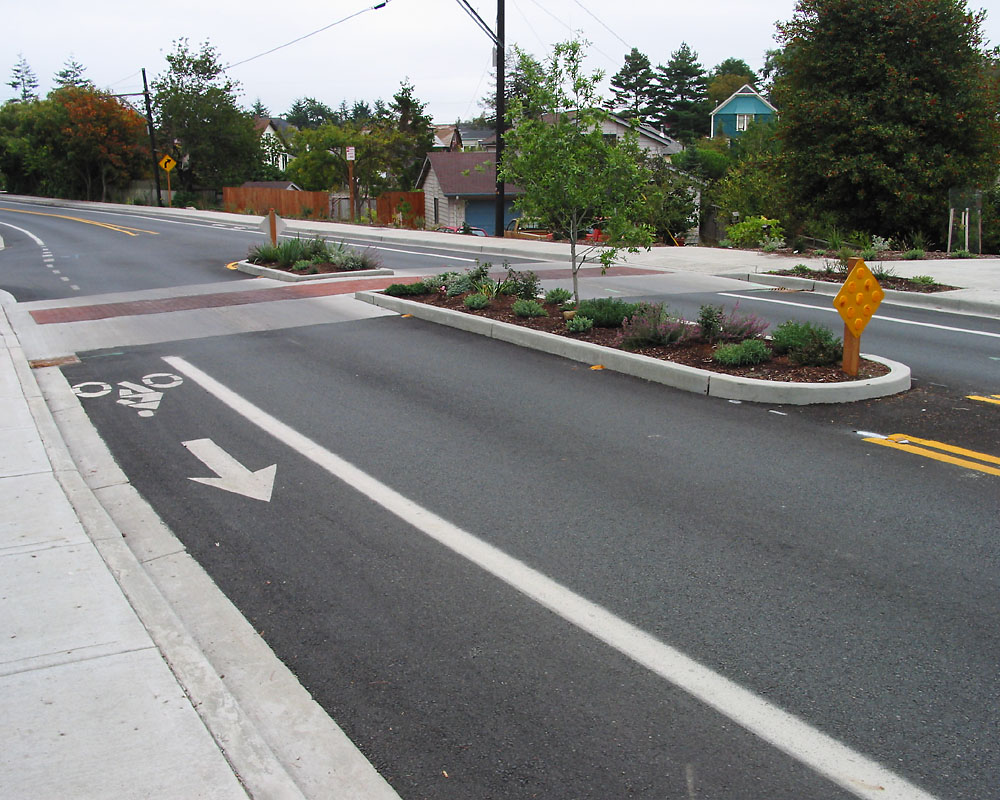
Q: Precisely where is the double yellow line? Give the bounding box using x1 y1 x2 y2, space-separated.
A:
0 208 159 236
968 393 1000 407
864 433 1000 477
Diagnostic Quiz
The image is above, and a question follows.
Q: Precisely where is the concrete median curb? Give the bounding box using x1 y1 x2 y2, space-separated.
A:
355 291 910 405
237 260 394 281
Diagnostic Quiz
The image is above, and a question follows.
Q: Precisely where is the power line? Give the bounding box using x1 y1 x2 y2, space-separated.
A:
225 1 392 70
454 0 497 45
572 0 631 49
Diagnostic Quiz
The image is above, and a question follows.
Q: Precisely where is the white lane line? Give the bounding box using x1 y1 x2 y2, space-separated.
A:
162 354 938 800
0 219 45 246
718 292 1000 339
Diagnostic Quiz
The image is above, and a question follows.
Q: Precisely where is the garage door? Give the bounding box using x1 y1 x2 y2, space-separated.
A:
464 199 518 236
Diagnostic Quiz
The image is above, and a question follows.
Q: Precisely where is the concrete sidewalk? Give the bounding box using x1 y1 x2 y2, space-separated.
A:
0 307 253 798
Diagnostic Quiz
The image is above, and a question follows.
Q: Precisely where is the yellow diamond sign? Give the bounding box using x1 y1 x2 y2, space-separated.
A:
833 258 883 336
158 154 177 172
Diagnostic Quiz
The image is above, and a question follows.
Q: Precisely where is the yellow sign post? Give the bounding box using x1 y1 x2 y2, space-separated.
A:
832 257 884 376
158 155 177 207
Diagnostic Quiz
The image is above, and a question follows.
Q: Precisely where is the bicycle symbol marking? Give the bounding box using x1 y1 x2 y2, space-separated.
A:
71 373 184 418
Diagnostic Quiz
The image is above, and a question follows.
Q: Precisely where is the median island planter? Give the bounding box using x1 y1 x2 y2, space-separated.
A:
356 290 911 405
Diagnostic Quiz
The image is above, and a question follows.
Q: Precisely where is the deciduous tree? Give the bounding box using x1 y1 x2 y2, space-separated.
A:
152 39 263 194
501 41 653 302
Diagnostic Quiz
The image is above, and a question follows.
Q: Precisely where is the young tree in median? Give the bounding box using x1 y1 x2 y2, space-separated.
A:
772 0 1000 241
500 40 653 302
153 39 263 196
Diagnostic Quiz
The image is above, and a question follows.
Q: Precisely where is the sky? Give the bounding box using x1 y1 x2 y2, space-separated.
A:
7 0 1000 123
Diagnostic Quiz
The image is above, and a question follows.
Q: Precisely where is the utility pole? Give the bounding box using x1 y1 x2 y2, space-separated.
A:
141 69 163 207
494 0 505 238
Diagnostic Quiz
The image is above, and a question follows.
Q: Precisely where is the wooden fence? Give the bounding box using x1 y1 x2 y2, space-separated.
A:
376 191 425 228
223 187 330 219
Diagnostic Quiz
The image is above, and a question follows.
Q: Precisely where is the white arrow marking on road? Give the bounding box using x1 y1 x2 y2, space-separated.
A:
182 438 276 502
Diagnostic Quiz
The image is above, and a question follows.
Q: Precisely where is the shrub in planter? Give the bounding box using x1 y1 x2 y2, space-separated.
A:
713 339 772 366
512 299 548 317
384 282 432 297
619 303 692 349
545 287 573 306
576 298 639 328
463 293 491 310
565 314 594 333
770 321 842 366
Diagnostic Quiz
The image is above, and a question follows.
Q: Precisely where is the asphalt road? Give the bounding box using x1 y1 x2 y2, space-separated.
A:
5 200 999 799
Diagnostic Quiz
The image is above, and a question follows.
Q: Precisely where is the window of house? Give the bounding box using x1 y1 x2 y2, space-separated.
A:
434 197 440 223
602 133 618 144
736 114 754 132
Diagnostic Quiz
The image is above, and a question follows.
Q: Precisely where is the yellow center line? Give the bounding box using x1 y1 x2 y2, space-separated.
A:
967 394 1000 406
0 208 159 236
863 433 1000 476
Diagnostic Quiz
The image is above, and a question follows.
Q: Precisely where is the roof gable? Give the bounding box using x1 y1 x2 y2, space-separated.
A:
711 85 778 117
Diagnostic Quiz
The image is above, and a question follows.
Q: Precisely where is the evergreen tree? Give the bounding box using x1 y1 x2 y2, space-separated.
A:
388 79 434 188
7 54 39 102
286 97 335 129
651 43 711 142
608 47 655 123
480 47 546 124
54 57 92 90
773 0 1000 240
250 99 269 117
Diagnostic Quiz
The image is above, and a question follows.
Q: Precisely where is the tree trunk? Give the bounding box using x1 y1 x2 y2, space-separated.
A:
570 237 579 302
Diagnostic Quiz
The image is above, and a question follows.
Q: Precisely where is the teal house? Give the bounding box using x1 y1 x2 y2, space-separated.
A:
710 84 777 138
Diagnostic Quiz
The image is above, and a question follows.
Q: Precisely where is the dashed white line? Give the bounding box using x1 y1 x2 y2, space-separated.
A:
163 354 941 800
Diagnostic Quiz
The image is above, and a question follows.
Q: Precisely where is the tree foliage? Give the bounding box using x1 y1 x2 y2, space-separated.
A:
152 39 263 193
54 58 92 90
286 97 337 129
651 43 711 142
500 40 653 301
0 87 147 199
7 54 39 103
772 0 1000 241
609 48 655 123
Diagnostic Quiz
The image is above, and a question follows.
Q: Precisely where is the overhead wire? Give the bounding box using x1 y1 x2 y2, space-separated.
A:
225 1 393 70
572 0 631 49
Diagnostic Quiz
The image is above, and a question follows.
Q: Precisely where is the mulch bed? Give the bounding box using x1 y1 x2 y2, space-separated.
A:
405 292 889 383
767 267 959 293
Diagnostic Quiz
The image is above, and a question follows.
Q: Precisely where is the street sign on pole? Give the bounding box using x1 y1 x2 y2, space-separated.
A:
158 155 177 206
345 146 356 161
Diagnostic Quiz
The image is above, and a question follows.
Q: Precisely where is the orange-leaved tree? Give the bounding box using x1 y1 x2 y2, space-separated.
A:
54 86 148 201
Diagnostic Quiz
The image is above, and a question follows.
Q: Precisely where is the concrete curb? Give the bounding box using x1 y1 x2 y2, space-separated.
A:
355 292 911 405
723 271 1000 319
236 260 394 281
